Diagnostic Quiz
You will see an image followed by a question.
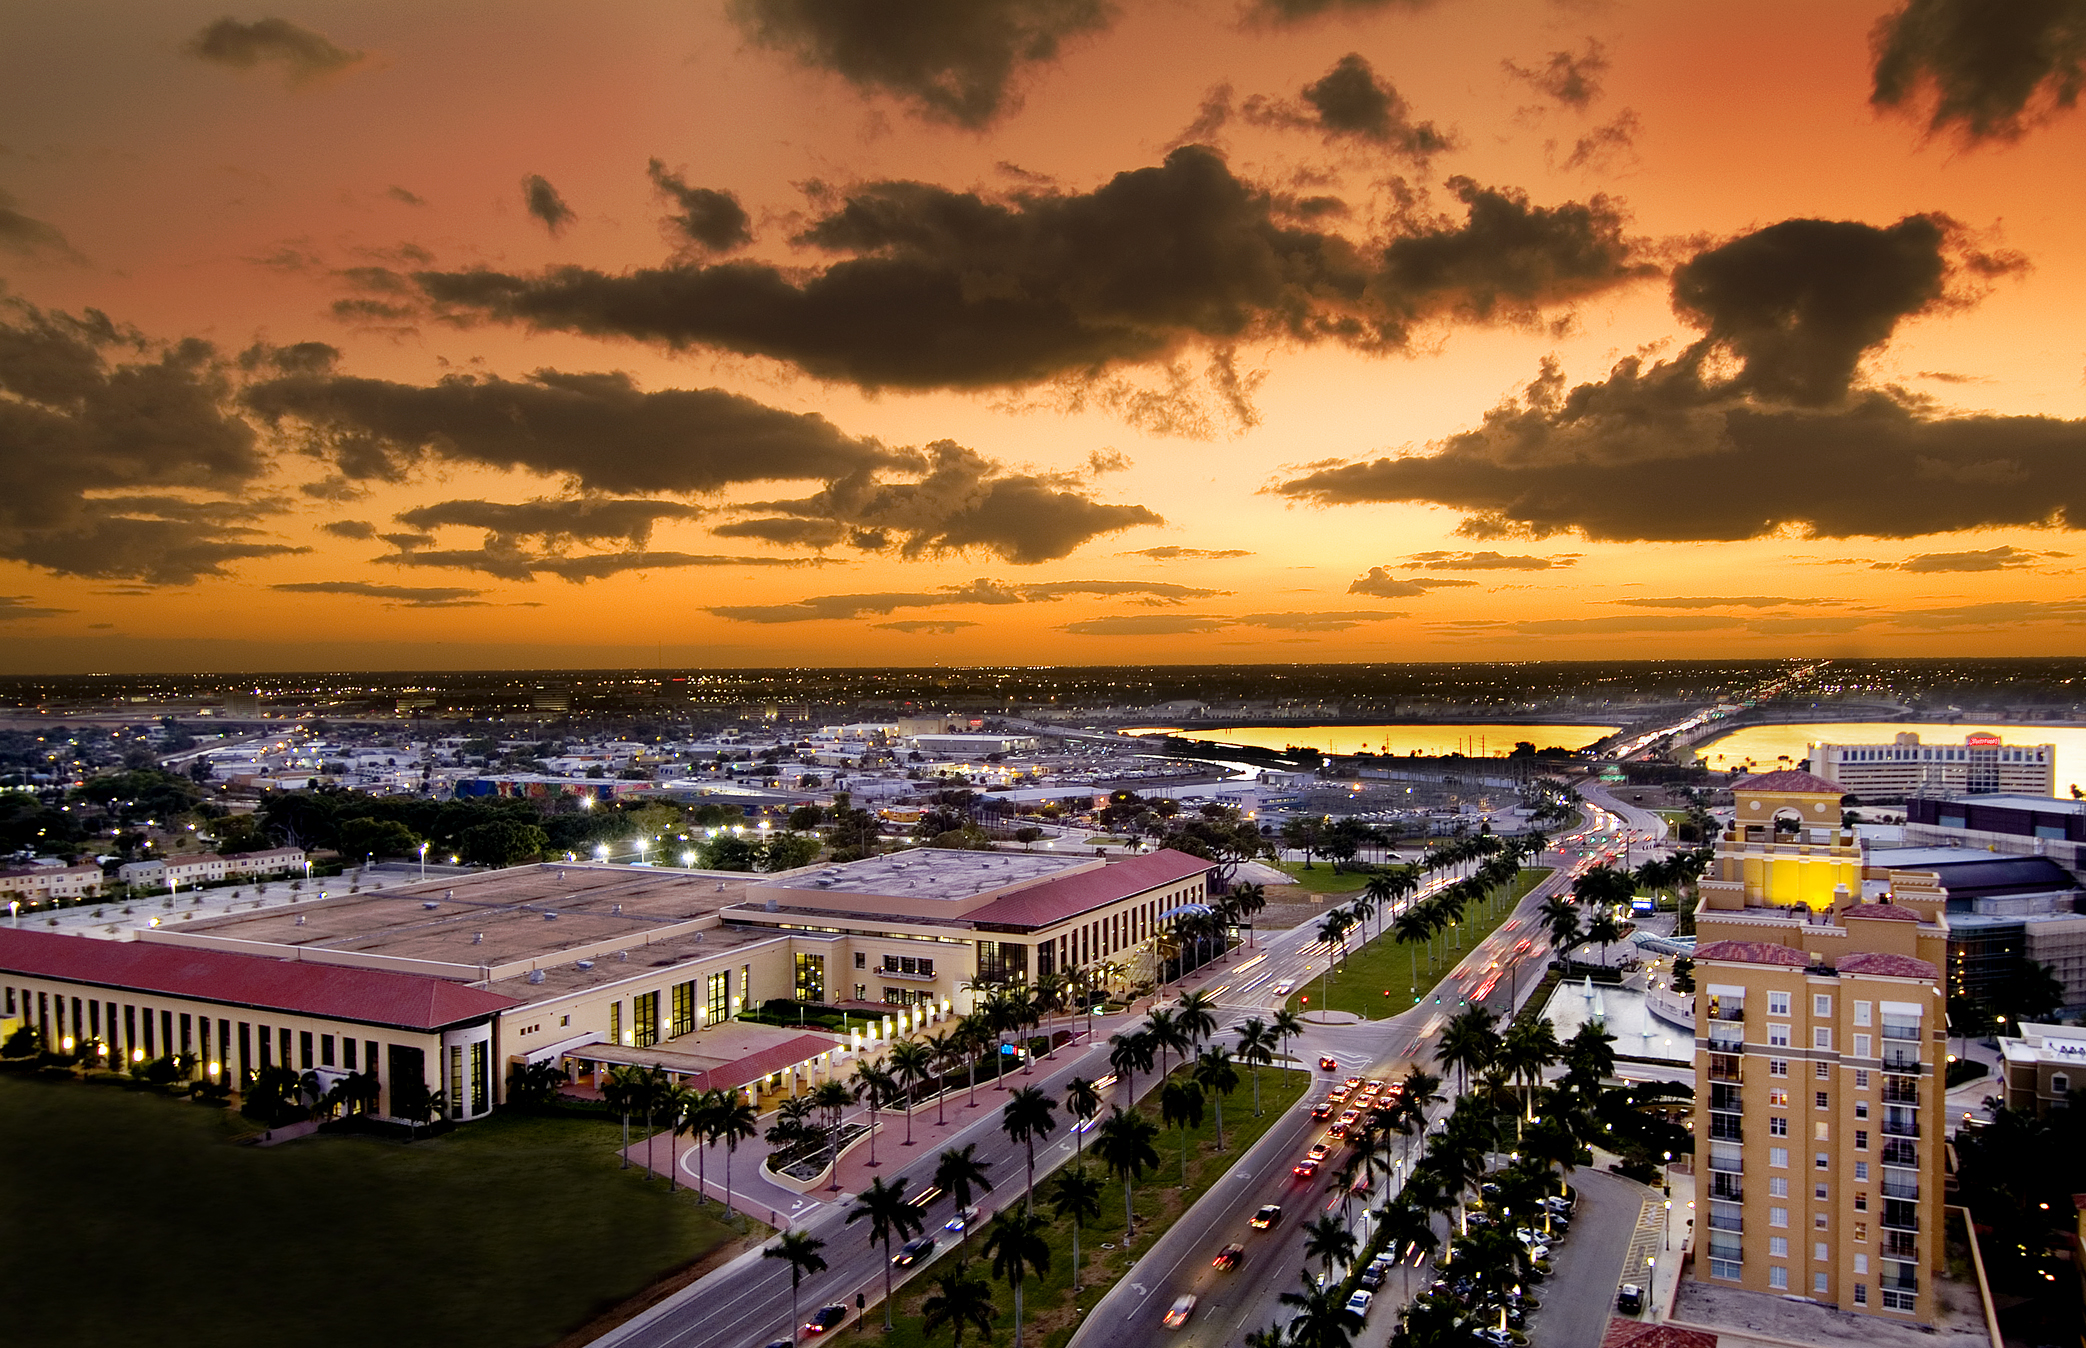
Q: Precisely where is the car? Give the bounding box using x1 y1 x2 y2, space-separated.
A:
1363 1079 1387 1094
1310 1100 1335 1119
1292 1157 1320 1178
1327 1084 1350 1101
1273 980 1294 995
1163 1294 1197 1329
1616 1284 1644 1314
1475 1329 1528 1347
1358 1265 1386 1291
804 1305 848 1335
1252 1203 1283 1229
1338 1109 1362 1127
1345 1290 1373 1321
1212 1242 1246 1271
892 1236 936 1266
1465 1212 1494 1229
764 1341 794 1348
1308 1141 1332 1162
944 1206 981 1234
1327 1119 1350 1139
1344 1076 1364 1090
1319 1056 1339 1071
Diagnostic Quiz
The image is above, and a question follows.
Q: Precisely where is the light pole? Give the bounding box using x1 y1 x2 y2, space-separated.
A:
418 841 428 881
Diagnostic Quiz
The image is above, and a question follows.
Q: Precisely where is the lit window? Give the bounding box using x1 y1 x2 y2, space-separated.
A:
1770 1088 1790 1107
1815 1121 1829 1141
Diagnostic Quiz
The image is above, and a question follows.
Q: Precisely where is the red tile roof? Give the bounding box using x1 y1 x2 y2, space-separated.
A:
1601 1320 1716 1348
1837 951 1938 980
963 849 1213 930
1694 939 1809 967
1842 901 1919 922
1733 769 1843 794
0 928 516 1030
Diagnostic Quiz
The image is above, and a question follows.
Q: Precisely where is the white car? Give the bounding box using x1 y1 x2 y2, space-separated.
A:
1345 1290 1373 1321
944 1206 981 1234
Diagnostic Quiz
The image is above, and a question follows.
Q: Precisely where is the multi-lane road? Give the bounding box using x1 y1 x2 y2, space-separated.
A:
599 806 1645 1348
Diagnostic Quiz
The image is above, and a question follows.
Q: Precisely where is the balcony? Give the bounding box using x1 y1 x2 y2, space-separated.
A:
1708 998 1745 1023
1884 1230 1919 1260
1882 1110 1920 1138
877 965 938 982
1707 1237 1743 1264
1880 1022 1921 1040
1881 1051 1925 1075
1707 1203 1744 1233
1881 1139 1919 1168
1709 1114 1743 1142
1882 1199 1920 1232
1709 1025 1745 1052
1879 1260 1919 1292
1708 1054 1743 1083
1881 1170 1920 1201
1711 1172 1744 1202
1710 1083 1743 1112
1707 1145 1744 1174
1881 1078 1920 1106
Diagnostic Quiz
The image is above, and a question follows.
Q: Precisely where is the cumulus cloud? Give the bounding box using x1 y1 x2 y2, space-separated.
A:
1122 546 1253 559
1871 0 2086 145
0 189 80 262
1406 550 1573 569
272 580 486 607
520 174 574 235
320 519 376 539
378 538 816 583
1277 214 2059 542
0 296 306 583
1240 54 1454 161
1347 566 1476 596
0 595 68 621
412 147 1653 393
395 497 705 548
1873 546 2052 572
710 576 1217 623
185 17 366 85
1504 40 1608 109
726 0 1118 127
647 160 753 252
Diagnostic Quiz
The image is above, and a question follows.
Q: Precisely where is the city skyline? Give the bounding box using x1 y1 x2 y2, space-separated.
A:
3 1 2084 672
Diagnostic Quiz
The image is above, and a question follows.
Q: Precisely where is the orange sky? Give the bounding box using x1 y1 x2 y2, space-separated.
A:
1 0 2082 673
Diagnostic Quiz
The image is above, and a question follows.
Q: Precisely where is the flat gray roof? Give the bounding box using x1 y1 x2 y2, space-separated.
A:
763 849 1090 904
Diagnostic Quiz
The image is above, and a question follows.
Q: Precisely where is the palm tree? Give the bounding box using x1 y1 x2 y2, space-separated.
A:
1063 1075 1102 1157
887 1039 933 1147
763 1229 827 1347
661 1082 700 1191
1048 1165 1104 1292
714 1091 758 1217
982 1209 1051 1348
812 1078 855 1191
1192 1047 1239 1149
846 1175 924 1331
1393 905 1434 1003
921 1258 996 1348
1586 910 1624 966
931 1143 995 1242
1174 989 1217 1049
1437 1003 1500 1097
1108 1029 1153 1106
1001 1084 1059 1212
1092 1106 1161 1235
1234 1018 1277 1116
638 1066 671 1181
1347 890 1377 951
923 1029 957 1126
1302 1211 1357 1277
1538 892 1583 956
602 1064 645 1168
1033 973 1068 1059
1499 1016 1561 1121
1378 1198 1439 1300
1272 1008 1305 1066
1147 1008 1187 1080
954 1014 987 1107
1561 1019 1617 1090
1232 881 1267 948
1159 1078 1204 1184
1278 1268 1364 1348
855 1060 898 1167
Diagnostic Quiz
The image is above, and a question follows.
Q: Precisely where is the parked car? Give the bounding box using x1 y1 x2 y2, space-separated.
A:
1251 1204 1283 1229
804 1305 848 1335
1212 1243 1246 1271
1163 1295 1197 1329
1358 1265 1386 1291
1616 1283 1644 1314
1345 1290 1373 1321
892 1236 936 1267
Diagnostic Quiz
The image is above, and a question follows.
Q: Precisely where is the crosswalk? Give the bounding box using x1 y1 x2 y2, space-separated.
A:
1621 1193 1663 1293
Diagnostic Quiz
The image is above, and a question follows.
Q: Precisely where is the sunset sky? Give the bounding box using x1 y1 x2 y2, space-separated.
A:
2 0 2083 673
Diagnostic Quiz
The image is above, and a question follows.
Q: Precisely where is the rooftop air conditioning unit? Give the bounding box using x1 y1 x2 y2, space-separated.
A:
575 959 594 970
543 911 558 921
423 901 439 910
527 969 545 984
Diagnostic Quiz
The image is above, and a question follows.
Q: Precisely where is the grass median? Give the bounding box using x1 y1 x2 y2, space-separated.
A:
878 1064 1313 1348
1286 868 1553 1020
0 1072 748 1348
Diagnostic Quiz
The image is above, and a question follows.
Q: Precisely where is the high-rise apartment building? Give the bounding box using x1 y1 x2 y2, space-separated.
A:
1691 772 1947 1323
1809 731 2056 799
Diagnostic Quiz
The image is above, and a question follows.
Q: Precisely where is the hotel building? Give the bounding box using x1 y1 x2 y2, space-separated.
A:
1691 771 1947 1323
1809 732 2056 800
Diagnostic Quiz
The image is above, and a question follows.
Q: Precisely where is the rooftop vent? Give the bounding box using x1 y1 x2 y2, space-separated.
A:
543 911 558 921
616 950 628 962
422 901 439 911
764 898 779 912
294 914 306 926
445 890 454 901
692 932 704 942
612 903 623 915
575 959 595 970
527 969 545 984
472 932 484 944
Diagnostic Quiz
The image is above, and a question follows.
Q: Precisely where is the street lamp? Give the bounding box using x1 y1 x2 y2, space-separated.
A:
418 840 428 881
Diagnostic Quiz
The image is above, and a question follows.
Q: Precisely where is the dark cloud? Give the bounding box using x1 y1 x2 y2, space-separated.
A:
725 440 1162 563
320 519 376 539
1242 54 1454 161
386 186 427 207
1234 609 1402 630
1241 0 1434 24
394 497 705 548
520 175 574 236
726 0 1118 128
1611 596 1831 609
1870 0 2086 145
185 17 366 85
710 576 1213 624
272 580 486 608
1511 614 1741 635
1874 546 2051 572
646 160 753 252
414 148 1652 392
0 296 302 583
873 619 980 633
1060 613 1230 635
1504 40 1608 109
297 474 364 501
1406 550 1572 569
0 595 68 621
1884 598 2086 628
243 367 900 493
1121 546 1253 559
0 189 79 261
1347 566 1477 597
1278 214 2060 542
380 540 815 583
1561 110 1639 173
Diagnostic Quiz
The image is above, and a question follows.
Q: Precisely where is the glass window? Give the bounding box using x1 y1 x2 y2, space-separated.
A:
1855 1100 1869 1119
1770 1267 1789 1290
1816 1152 1830 1169
1855 1069 1870 1088
1816 1091 1829 1109
1813 1272 1829 1293
1770 1147 1789 1168
1816 1060 1832 1079
1769 1024 1791 1047
1814 995 1832 1017
1855 1129 1869 1150
794 952 826 1003
1769 1059 1789 1077
1770 1117 1788 1136
671 980 696 1037
1770 1207 1789 1228
1815 1122 1829 1141
1814 1028 1833 1050
1769 992 1791 1016
321 1034 336 1067
1854 1000 1872 1026
706 971 729 1027
1854 1283 1868 1305
1854 1254 1869 1274
1854 1033 1871 1056
609 1001 622 1045
470 1040 487 1114
1769 1236 1789 1256
632 991 659 1048
1769 1177 1789 1198
1855 1161 1869 1181
1770 1088 1789 1107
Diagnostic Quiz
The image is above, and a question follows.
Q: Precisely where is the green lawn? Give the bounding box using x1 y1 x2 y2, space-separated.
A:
0 1073 747 1348
1270 859 1377 894
1286 868 1553 1020
879 1065 1313 1348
